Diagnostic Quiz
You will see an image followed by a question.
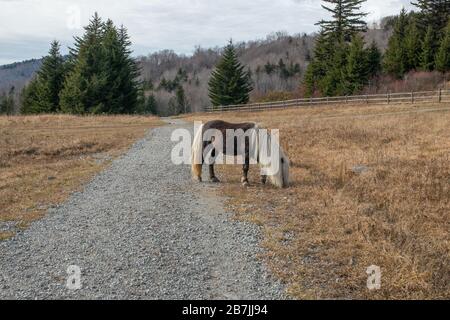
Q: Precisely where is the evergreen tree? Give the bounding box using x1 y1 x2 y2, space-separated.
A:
60 13 139 114
21 41 66 114
316 0 368 41
344 35 368 94
0 87 16 115
412 0 450 35
405 16 421 70
366 41 382 77
173 86 189 114
208 41 253 107
0 93 7 115
100 21 139 114
436 20 450 72
320 40 348 96
0 94 4 114
99 19 123 114
411 1 450 71
21 80 41 114
420 26 436 71
304 30 334 96
117 25 140 113
145 94 158 115
60 13 107 114
21 79 52 114
305 1 368 97
383 8 409 77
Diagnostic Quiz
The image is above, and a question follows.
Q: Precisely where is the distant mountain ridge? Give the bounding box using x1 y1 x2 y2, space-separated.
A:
0 59 42 95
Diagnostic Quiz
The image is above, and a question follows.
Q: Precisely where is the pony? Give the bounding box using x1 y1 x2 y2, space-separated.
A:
191 120 290 188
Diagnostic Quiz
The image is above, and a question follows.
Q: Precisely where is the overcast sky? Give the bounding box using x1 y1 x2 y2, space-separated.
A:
0 0 415 65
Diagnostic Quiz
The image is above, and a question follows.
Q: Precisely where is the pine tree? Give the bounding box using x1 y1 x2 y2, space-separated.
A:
383 8 409 77
316 0 368 41
412 0 450 35
366 41 382 77
60 13 107 114
304 29 336 96
411 1 450 71
101 21 140 114
145 94 158 115
0 94 5 114
116 25 140 113
21 79 52 114
21 80 41 114
59 13 139 114
208 41 253 107
405 16 421 70
38 41 66 112
321 40 348 96
0 87 16 115
420 26 436 71
174 86 189 114
99 19 122 114
436 20 450 72
21 41 66 114
304 1 368 97
344 35 368 94
0 93 8 115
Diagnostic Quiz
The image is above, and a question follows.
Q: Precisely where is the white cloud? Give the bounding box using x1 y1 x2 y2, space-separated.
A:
0 0 415 64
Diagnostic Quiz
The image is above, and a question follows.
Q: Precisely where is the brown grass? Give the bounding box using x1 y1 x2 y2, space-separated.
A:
184 103 450 300
0 114 162 239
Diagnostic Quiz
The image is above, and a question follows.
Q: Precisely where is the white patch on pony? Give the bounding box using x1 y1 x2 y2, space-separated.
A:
191 124 204 179
259 132 290 188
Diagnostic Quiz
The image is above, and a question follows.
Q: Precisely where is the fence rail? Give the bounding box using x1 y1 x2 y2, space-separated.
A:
205 89 450 113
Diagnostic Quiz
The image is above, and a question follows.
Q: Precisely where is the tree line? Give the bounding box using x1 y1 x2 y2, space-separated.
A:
303 0 449 97
20 13 153 115
0 87 16 115
207 0 449 106
384 2 450 77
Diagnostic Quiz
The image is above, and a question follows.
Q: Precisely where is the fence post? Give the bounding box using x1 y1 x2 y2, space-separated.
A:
439 88 442 103
411 91 414 104
366 95 369 104
387 92 390 104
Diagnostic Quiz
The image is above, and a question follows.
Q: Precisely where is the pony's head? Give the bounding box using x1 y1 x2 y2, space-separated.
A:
257 130 290 189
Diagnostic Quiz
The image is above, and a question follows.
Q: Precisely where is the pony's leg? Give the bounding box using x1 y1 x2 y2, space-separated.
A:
261 175 267 185
209 164 220 183
209 146 220 183
241 152 250 187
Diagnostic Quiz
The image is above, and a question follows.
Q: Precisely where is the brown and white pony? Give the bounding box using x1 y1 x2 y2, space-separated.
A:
191 120 290 188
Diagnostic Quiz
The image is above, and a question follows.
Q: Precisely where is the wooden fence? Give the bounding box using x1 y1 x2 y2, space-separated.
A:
205 89 450 113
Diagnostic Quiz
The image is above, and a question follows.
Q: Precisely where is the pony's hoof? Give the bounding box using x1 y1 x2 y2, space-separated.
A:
193 176 202 183
210 177 220 183
242 181 250 187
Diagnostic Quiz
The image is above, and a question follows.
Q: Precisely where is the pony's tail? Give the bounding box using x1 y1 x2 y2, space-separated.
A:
191 124 204 180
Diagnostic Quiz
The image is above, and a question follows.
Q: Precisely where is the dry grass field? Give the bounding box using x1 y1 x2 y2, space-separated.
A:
0 115 162 240
184 103 450 299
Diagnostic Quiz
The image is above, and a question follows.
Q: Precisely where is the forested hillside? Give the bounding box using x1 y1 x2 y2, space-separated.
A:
0 59 42 94
138 25 394 114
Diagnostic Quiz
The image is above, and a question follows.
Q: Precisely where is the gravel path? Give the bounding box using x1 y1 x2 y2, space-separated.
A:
0 119 285 300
